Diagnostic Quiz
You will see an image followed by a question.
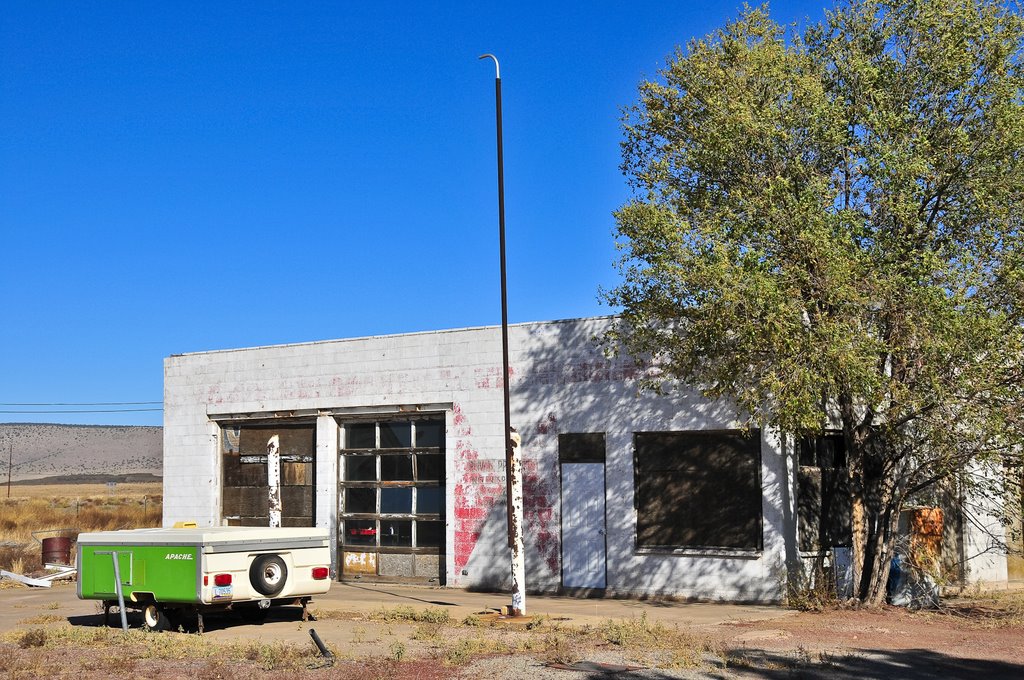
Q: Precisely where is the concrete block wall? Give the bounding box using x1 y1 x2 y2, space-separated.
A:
961 473 1011 587
163 316 795 600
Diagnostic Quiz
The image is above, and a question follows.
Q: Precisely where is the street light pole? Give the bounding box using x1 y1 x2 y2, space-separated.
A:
479 53 526 616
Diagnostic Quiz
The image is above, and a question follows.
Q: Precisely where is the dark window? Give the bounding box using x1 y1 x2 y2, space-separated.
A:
798 432 852 552
346 423 376 449
381 487 413 514
416 486 443 514
345 455 376 482
381 454 413 481
415 419 444 448
634 430 762 551
343 519 376 546
380 422 412 448
345 487 376 514
417 521 444 547
799 434 847 468
559 433 606 462
380 520 413 546
416 454 443 481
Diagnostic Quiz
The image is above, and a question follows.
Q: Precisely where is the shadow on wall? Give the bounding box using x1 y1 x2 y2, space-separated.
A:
469 317 794 602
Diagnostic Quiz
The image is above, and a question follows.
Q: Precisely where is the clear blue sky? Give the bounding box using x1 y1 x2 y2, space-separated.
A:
1 1 829 426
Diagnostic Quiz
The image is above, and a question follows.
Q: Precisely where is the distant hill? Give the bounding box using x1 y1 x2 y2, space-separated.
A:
11 472 162 486
0 423 162 482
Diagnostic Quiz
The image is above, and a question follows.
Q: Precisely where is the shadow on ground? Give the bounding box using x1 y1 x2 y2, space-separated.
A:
67 604 309 634
724 648 1024 680
342 582 459 608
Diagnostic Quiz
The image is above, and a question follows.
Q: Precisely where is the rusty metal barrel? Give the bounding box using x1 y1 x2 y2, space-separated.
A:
41 536 73 565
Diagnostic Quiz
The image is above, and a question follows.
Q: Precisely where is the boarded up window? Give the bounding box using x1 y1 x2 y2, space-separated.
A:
634 430 762 550
221 422 315 527
558 433 606 463
798 433 851 552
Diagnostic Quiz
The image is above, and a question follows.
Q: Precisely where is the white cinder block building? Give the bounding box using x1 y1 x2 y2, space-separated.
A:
162 316 1015 601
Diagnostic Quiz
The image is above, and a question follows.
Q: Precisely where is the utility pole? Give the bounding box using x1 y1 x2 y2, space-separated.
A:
479 53 526 616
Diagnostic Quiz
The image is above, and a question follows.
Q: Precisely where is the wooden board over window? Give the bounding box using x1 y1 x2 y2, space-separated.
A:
559 433 606 463
222 422 315 527
634 430 762 551
797 433 852 552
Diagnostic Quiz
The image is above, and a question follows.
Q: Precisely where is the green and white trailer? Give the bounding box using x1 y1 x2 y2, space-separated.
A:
77 526 332 632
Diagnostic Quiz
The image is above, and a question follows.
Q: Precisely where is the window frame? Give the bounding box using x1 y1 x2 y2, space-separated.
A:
338 416 445 554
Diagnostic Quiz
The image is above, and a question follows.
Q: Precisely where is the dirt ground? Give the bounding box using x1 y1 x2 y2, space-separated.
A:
0 581 1022 679
721 599 1024 661
711 595 1024 679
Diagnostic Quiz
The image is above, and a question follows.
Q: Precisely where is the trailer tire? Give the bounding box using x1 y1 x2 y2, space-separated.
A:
143 603 170 632
250 554 288 597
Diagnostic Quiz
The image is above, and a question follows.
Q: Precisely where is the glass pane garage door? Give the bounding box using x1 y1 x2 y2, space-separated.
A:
338 417 445 584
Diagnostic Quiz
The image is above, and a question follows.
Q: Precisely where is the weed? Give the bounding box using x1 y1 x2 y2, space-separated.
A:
352 625 367 643
43 600 60 610
441 638 477 665
526 614 548 630
17 614 63 625
390 640 406 661
306 607 360 621
370 605 451 624
18 628 47 648
541 630 580 665
786 557 840 611
601 612 666 647
97 652 138 675
438 634 511 666
462 613 481 627
412 622 444 642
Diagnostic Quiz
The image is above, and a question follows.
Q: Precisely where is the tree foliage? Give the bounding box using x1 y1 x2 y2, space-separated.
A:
606 0 1024 603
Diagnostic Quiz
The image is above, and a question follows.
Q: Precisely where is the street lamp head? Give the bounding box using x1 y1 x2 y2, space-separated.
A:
478 53 500 79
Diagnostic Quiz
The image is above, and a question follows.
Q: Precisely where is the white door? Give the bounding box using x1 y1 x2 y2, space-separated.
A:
561 463 607 588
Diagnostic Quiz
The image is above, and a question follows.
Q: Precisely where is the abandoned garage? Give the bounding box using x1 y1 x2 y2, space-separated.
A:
162 316 1016 601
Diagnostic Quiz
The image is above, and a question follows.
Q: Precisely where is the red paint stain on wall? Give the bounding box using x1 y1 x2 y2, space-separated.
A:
452 405 502 574
453 405 561 577
523 458 560 575
536 413 558 435
473 365 515 390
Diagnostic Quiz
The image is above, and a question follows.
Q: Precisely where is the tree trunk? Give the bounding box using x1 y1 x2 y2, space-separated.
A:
850 481 867 601
843 402 900 606
860 506 896 605
853 433 901 605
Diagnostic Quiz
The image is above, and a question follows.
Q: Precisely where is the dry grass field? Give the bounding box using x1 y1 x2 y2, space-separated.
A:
0 483 162 575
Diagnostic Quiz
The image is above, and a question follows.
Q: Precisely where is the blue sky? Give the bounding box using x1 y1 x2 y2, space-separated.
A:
1 1 829 426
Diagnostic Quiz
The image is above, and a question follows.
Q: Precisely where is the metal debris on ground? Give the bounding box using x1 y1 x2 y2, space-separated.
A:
0 569 54 588
307 628 334 668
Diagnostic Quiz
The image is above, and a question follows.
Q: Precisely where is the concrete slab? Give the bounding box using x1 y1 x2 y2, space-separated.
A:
325 582 794 628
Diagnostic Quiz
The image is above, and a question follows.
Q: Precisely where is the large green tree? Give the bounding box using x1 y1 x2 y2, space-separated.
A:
606 0 1024 604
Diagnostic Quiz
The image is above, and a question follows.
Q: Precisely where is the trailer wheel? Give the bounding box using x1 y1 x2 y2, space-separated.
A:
249 554 287 597
143 603 170 632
